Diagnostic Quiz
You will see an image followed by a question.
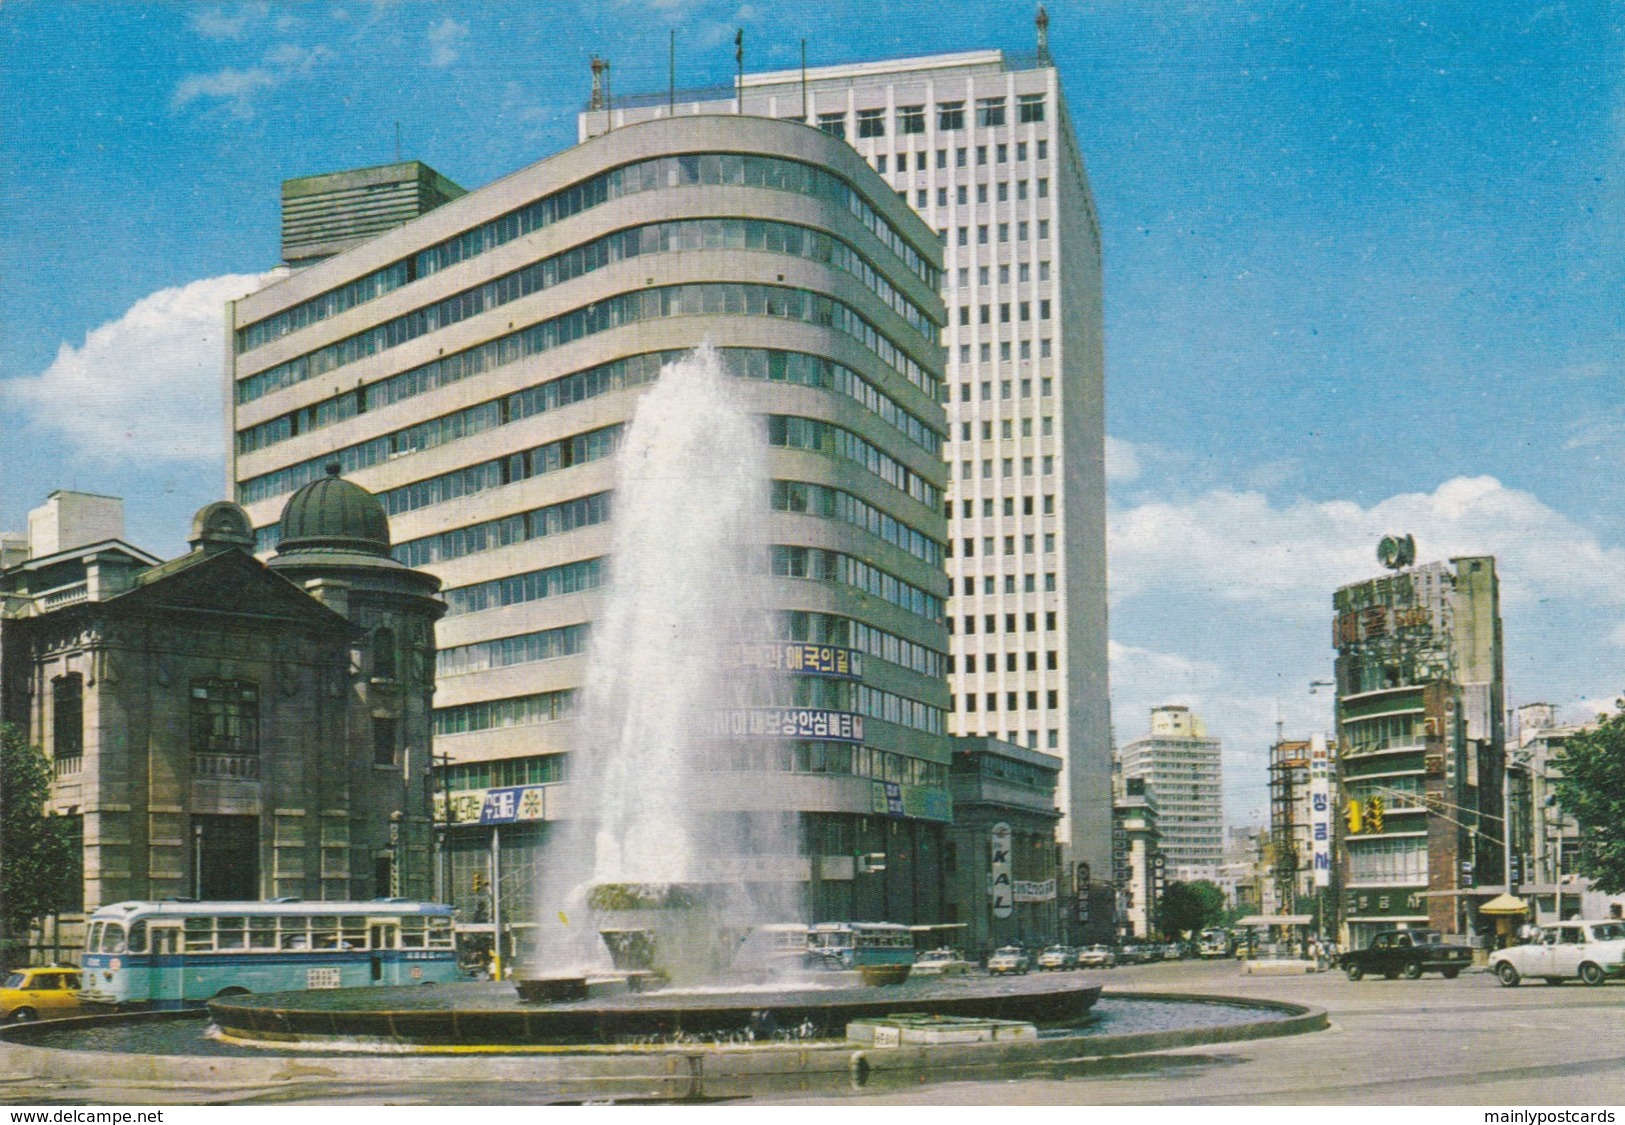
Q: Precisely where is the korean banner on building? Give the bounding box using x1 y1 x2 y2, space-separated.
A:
725 641 863 680
1309 732 1332 887
713 708 864 743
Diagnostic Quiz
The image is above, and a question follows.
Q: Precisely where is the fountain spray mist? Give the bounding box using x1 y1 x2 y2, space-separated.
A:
533 344 801 981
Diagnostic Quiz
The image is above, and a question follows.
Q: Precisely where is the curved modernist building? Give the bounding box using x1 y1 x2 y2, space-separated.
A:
228 116 950 928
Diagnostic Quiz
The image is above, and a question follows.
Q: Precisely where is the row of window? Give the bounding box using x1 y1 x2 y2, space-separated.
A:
948 610 1058 636
951 530 1057 556
953 650 1060 674
1346 836 1428 884
853 682 945 735
770 480 940 566
766 415 940 511
864 138 1051 172
768 545 943 623
443 556 605 618
1343 712 1425 755
953 260 1051 289
380 426 619 520
946 220 1051 248
955 353 1054 380
719 347 941 454
435 748 569 788
957 297 1052 326
717 741 946 789
959 572 1060 597
237 150 938 354
238 212 938 407
921 178 1050 208
436 622 589 677
954 689 1059 713
782 609 946 681
395 492 611 570
822 94 1045 142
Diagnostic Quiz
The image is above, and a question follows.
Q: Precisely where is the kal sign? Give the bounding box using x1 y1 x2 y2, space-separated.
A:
990 822 1014 919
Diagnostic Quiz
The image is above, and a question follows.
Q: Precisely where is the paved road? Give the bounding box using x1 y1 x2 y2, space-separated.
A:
5 959 1622 1105
760 958 1625 1106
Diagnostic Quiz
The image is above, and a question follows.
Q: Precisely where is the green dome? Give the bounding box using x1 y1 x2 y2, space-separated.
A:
276 464 390 556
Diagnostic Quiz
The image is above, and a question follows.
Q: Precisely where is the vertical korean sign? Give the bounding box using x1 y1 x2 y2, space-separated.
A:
1310 732 1332 888
990 822 1014 919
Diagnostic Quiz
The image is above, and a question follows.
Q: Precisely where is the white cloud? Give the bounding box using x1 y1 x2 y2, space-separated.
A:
426 18 469 67
170 67 278 118
1109 476 1625 614
171 41 335 118
189 3 270 40
2 273 283 465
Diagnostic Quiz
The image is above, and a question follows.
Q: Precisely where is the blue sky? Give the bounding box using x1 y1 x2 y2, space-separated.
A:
3 0 1623 825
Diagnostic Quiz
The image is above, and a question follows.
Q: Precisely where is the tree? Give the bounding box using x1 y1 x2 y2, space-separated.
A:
0 723 80 955
1155 879 1226 938
1551 709 1625 893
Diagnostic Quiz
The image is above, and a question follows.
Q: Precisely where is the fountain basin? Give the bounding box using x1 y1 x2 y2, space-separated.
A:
206 974 1102 1047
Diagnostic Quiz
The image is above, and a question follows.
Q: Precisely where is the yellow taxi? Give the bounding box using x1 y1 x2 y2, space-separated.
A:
1 966 83 1023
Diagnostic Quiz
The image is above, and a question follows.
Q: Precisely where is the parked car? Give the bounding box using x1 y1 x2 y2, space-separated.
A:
0 966 83 1023
1116 944 1145 965
988 946 1031 975
1489 921 1625 987
912 948 974 976
1037 945 1075 971
1075 944 1117 969
1340 929 1472 981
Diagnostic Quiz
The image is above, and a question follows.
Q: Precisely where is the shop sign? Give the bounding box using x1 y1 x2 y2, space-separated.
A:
1014 879 1056 903
713 708 863 742
990 822 1014 919
1310 733 1332 888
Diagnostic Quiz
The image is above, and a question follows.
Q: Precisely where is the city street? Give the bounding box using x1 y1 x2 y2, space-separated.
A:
6 957 1624 1105
761 957 1625 1106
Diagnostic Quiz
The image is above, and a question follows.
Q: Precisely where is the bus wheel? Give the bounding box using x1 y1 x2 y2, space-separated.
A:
212 987 250 999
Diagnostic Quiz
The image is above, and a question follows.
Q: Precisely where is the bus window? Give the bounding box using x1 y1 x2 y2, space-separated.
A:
279 917 310 950
127 921 147 953
101 922 128 953
217 917 246 950
152 928 180 955
370 923 397 950
248 918 276 949
400 917 427 949
312 916 340 950
428 917 454 948
87 922 103 952
183 918 213 952
342 917 368 949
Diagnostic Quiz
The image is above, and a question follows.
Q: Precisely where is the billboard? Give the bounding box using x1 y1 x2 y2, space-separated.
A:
1309 733 1332 888
990 822 1014 919
712 708 864 742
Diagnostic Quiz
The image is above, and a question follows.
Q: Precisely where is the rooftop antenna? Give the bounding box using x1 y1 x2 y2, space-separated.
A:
1036 5 1051 65
734 28 744 114
589 55 612 132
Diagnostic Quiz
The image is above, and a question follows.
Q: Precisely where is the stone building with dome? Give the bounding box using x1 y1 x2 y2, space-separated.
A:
0 475 443 950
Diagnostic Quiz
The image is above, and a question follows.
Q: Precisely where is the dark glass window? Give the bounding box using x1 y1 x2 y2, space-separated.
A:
372 627 397 679
52 674 83 759
190 680 259 755
373 716 398 766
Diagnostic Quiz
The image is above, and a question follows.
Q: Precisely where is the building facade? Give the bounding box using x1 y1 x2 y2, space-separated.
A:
227 114 955 930
945 737 1064 954
1332 549 1505 947
1117 705 1224 882
603 42 1113 908
0 484 442 943
1111 774 1160 939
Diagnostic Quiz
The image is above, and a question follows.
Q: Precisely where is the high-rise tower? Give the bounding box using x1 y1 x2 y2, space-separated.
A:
607 39 1113 902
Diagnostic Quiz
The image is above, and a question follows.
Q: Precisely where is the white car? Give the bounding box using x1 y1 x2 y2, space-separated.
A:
988 946 1031 975
912 948 973 976
1489 921 1625 987
1075 944 1116 969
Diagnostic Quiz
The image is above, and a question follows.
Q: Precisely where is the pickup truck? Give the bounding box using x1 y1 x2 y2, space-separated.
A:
1341 929 1473 981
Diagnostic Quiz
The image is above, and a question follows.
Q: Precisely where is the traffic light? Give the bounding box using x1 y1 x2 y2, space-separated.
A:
472 871 487 894
1345 798 1363 835
1366 796 1385 834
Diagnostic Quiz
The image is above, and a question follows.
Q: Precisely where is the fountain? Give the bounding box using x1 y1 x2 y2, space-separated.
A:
518 343 800 993
0 346 1328 1098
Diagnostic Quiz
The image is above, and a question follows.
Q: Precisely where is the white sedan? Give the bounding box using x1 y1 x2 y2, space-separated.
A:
1489 921 1625 987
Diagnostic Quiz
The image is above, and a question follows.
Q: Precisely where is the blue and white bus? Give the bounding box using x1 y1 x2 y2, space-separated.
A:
807 922 916 969
78 900 461 1009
